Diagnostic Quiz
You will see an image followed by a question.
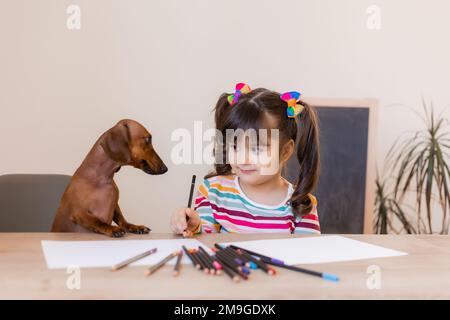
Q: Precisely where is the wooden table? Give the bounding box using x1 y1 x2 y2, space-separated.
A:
1 233 449 299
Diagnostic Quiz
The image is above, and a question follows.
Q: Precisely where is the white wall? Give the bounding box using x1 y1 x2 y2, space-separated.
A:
1 0 449 232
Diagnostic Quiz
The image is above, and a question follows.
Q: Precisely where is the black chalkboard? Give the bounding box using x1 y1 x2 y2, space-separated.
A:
284 106 369 234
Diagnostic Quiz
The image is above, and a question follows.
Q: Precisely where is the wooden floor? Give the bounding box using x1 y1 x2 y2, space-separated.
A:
1 232 449 299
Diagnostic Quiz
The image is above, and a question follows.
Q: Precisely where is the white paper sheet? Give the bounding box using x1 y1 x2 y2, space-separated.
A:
221 235 407 265
41 239 210 269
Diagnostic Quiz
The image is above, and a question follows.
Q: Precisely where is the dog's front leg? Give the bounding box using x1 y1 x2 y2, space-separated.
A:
71 212 126 238
113 205 151 234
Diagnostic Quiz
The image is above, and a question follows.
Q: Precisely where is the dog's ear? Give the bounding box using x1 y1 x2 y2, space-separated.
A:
100 122 131 163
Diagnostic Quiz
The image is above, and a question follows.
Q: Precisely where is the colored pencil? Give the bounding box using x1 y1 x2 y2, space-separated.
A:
216 257 248 280
187 175 196 208
208 248 224 274
215 250 249 280
229 245 339 282
173 250 183 277
211 259 223 274
229 244 284 264
236 248 275 275
189 248 204 270
182 245 201 269
262 259 339 282
183 175 196 237
198 247 218 275
226 247 258 269
192 249 210 274
217 257 240 282
218 247 251 274
145 251 178 276
224 247 247 266
111 248 157 271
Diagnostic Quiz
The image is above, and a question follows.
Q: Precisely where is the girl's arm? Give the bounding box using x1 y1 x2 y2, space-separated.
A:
193 179 221 234
293 194 321 235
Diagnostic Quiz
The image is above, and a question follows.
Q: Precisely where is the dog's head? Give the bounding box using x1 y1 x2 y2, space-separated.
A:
100 119 168 175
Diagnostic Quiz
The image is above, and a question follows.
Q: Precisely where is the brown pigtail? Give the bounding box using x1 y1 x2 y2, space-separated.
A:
205 93 233 179
290 100 320 216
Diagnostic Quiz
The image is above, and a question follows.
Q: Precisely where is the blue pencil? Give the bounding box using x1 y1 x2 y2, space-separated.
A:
229 244 340 282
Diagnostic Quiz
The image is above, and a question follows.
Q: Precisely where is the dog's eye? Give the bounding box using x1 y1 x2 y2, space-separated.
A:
144 136 152 144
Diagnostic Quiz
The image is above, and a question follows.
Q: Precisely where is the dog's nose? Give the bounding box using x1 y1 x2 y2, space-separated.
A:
160 164 168 174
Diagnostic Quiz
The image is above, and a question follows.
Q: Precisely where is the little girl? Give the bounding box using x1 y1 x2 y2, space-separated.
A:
170 83 321 236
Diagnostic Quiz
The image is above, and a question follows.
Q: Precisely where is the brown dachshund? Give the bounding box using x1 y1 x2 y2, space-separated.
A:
52 119 168 237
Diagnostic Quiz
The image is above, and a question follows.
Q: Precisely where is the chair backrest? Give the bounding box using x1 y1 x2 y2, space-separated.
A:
0 174 71 232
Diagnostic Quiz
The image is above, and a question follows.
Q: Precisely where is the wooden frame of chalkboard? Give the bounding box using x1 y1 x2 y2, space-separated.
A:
283 98 377 234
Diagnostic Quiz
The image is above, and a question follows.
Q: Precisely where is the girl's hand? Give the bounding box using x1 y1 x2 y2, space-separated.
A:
170 207 201 237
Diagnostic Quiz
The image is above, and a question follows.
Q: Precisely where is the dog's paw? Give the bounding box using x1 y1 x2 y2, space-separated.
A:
124 223 151 234
109 226 126 238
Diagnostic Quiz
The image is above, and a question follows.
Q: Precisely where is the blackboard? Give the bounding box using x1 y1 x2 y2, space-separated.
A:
284 100 376 234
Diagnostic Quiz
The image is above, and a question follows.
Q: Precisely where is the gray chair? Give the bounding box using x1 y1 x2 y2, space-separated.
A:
0 174 71 232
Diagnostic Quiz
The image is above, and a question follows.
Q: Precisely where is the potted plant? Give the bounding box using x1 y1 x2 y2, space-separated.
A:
374 100 450 234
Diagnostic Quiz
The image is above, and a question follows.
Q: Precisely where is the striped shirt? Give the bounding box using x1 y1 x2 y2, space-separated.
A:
193 175 321 234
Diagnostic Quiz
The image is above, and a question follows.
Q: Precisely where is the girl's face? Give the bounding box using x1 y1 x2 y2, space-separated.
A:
227 129 294 185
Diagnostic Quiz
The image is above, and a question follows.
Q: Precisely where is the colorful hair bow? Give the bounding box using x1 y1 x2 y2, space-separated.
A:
280 91 304 118
227 83 251 105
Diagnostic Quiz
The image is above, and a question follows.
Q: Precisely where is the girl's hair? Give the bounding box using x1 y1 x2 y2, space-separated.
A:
206 88 320 217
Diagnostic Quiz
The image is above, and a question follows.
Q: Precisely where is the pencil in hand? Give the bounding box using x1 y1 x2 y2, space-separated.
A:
183 175 196 238
187 175 196 209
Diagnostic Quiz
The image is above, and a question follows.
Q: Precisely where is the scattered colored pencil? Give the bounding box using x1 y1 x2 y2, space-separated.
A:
229 244 285 264
215 250 249 280
173 250 183 277
181 245 198 268
219 260 241 282
145 251 178 276
191 250 204 269
198 247 218 275
131 242 337 283
235 248 275 275
228 244 339 282
215 245 251 274
262 259 340 282
192 249 210 274
111 248 157 271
